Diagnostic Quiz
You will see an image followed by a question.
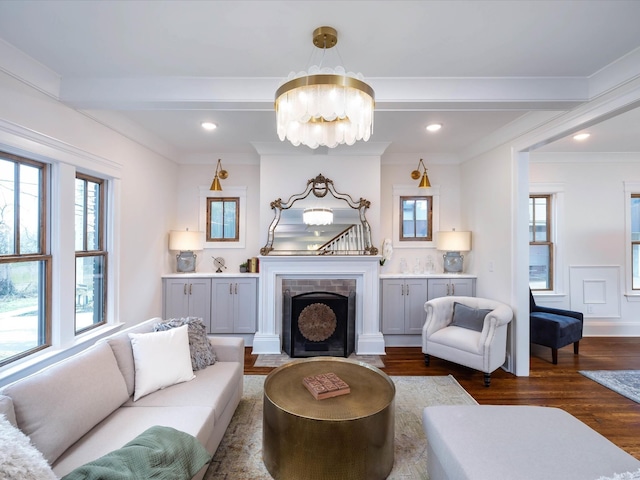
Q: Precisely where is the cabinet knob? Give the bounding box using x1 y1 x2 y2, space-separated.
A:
451 284 455 295
229 283 233 295
235 283 238 295
446 284 450 296
184 284 187 295
406 284 410 295
189 284 192 295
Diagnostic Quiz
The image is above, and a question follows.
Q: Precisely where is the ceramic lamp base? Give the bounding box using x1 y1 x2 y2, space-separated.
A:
443 251 464 274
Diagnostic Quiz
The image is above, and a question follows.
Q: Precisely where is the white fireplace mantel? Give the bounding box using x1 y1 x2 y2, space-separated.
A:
253 255 384 355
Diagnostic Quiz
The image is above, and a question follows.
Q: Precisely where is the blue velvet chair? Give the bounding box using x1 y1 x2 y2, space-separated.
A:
530 289 583 364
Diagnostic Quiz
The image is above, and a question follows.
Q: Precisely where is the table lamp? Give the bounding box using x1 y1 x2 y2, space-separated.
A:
169 229 204 273
436 230 471 273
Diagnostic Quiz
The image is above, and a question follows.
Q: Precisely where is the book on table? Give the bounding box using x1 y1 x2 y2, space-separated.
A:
302 372 351 400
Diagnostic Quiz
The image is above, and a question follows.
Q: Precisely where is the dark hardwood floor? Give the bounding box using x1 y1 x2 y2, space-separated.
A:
245 337 640 459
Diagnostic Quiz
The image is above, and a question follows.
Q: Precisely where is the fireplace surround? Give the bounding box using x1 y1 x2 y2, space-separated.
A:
253 255 384 355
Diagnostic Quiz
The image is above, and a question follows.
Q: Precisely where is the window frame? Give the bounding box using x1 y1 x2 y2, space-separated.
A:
74 172 107 335
205 196 240 242
391 185 440 249
529 194 554 291
399 195 433 242
0 151 51 367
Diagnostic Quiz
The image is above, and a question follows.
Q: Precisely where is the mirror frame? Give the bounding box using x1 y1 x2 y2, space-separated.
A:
260 174 378 256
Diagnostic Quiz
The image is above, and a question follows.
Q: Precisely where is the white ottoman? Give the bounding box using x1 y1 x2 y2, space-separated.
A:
422 405 640 480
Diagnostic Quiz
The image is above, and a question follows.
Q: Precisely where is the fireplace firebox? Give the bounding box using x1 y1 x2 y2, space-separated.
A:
283 291 355 358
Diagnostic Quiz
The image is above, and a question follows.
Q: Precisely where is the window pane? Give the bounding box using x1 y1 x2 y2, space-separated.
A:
75 178 86 250
222 200 236 239
402 199 416 237
0 159 16 255
415 199 428 237
75 255 105 333
19 164 41 254
534 200 548 242
632 196 640 241
87 180 100 250
529 244 551 290
633 244 640 290
0 261 47 364
210 201 222 238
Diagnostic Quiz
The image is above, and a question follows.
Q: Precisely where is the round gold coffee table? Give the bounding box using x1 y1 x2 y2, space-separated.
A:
263 357 395 480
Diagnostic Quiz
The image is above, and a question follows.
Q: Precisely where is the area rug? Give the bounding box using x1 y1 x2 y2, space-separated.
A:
205 374 477 480
254 352 384 368
580 370 640 404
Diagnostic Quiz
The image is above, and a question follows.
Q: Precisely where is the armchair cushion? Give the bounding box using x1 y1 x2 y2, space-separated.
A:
530 311 582 348
451 302 492 332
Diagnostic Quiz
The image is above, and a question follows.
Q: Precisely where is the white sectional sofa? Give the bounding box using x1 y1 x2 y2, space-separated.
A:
0 317 244 479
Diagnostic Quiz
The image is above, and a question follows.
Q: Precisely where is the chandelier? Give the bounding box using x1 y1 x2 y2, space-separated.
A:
303 208 333 225
275 26 375 149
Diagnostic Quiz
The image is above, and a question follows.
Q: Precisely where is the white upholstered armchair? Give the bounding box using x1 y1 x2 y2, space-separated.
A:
422 296 513 386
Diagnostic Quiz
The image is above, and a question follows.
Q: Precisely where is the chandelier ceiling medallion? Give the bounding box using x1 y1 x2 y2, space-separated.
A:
275 26 375 149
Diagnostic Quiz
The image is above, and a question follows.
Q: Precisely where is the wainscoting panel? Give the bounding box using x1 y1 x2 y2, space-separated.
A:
569 266 621 318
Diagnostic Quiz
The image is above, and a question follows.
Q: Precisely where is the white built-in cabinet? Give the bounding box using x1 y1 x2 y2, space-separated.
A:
162 277 212 325
210 277 257 334
381 278 428 334
162 275 257 334
380 275 476 338
426 277 475 300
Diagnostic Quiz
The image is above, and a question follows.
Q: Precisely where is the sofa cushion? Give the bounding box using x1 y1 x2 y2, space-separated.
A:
0 415 57 480
52 405 216 478
451 302 492 332
98 318 158 397
123 361 242 420
154 317 216 370
0 394 16 427
129 325 195 401
2 342 129 464
60 425 211 480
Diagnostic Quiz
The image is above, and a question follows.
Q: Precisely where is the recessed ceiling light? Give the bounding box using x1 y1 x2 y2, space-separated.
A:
426 123 442 132
201 122 218 131
573 133 590 141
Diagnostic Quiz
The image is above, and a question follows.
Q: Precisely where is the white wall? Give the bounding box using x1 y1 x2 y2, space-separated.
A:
379 159 463 274
174 163 261 273
0 70 177 348
530 152 640 336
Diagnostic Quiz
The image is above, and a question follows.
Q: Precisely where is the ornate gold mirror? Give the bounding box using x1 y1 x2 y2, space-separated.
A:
261 174 377 256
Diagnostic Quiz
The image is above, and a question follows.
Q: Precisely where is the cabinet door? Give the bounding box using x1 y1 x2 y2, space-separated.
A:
450 278 475 297
404 279 428 334
234 278 257 333
381 280 406 334
163 279 190 319
427 278 450 300
187 278 211 324
211 280 235 333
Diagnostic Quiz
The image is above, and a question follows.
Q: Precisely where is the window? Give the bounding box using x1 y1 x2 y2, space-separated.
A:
206 197 239 242
0 152 50 366
632 194 640 290
75 174 106 333
400 196 432 241
529 195 553 290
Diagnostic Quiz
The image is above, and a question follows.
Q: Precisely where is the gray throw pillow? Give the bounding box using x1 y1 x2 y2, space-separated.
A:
154 317 216 370
451 302 492 332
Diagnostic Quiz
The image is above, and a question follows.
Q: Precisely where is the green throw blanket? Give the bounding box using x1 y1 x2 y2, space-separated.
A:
62 426 211 480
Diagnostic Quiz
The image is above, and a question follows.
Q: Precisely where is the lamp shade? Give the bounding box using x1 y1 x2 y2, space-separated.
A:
169 230 203 251
436 231 471 252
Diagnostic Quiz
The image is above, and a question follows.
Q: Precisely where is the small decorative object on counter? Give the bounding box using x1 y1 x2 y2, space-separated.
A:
380 238 393 266
239 262 248 273
399 257 408 274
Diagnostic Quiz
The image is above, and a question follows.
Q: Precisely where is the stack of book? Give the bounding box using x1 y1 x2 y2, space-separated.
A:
302 372 351 400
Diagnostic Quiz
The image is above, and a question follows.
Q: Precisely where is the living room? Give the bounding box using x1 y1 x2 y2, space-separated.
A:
1 1 640 478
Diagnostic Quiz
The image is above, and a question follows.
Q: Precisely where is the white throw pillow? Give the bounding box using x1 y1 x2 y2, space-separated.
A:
129 324 195 401
0 415 57 480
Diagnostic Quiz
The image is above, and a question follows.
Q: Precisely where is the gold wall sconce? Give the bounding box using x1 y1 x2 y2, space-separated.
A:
210 158 228 191
411 158 431 188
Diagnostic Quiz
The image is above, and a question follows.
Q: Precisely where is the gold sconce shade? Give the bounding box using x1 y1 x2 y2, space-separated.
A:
411 158 431 188
210 158 228 191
